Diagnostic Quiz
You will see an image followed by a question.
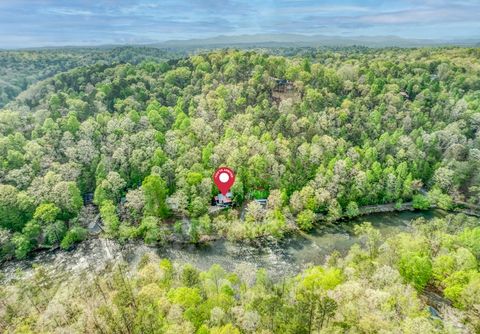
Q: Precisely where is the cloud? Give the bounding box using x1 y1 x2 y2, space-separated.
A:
356 7 479 25
0 0 479 48
263 4 370 15
42 7 94 16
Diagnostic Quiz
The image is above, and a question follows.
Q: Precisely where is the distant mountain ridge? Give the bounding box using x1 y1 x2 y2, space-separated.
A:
153 33 480 48
2 34 479 51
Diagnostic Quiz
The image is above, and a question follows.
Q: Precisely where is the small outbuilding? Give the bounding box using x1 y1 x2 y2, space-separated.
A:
254 198 268 207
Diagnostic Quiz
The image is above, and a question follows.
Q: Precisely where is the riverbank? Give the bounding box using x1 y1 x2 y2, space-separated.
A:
3 199 477 269
0 210 444 282
317 199 480 223
2 210 473 329
314 201 415 223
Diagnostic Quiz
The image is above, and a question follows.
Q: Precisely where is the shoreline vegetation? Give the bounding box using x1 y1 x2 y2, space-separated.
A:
1 213 479 333
2 200 479 268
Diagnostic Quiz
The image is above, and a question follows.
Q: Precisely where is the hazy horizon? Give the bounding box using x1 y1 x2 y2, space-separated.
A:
1 0 480 49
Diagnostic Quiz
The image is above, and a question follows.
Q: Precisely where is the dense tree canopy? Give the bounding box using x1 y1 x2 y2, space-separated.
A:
1 214 479 333
0 47 479 259
0 46 182 108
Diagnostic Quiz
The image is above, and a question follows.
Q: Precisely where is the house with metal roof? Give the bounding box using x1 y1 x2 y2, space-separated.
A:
214 192 233 207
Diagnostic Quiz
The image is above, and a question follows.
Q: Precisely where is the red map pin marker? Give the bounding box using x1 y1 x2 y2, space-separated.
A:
213 167 235 196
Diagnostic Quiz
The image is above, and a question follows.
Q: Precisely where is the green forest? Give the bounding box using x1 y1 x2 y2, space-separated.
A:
1 47 479 258
0 46 480 333
1 215 480 333
0 47 183 108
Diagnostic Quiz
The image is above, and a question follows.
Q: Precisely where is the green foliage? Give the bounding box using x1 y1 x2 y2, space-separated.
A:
44 220 67 245
118 223 138 242
296 266 343 291
250 189 269 200
0 47 181 107
432 254 456 281
456 227 480 258
12 233 31 259
327 200 342 222
60 226 87 250
164 67 191 87
428 188 453 210
173 220 183 234
296 209 315 230
398 253 432 291
186 172 203 186
142 175 168 218
22 220 41 241
181 264 201 287
189 196 208 218
354 222 381 258
63 113 80 134
33 203 60 224
138 216 161 244
1 47 480 257
151 148 167 166
0 185 32 231
55 182 83 219
412 195 431 210
100 200 120 237
2 214 480 332
198 214 212 235
345 201 360 218
168 286 202 308
442 270 480 308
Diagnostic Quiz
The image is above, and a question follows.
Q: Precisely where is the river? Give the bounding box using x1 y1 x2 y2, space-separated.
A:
0 210 443 282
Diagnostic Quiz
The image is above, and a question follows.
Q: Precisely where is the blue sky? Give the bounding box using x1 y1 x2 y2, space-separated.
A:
0 0 479 48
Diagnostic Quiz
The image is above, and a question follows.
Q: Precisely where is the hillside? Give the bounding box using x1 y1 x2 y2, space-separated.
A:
0 48 479 261
0 46 184 108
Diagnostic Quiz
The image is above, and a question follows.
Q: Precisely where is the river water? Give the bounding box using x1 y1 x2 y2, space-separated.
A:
0 210 443 282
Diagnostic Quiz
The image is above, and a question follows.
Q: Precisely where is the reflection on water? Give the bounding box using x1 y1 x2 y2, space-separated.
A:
284 209 442 268
1 210 444 281
146 210 444 279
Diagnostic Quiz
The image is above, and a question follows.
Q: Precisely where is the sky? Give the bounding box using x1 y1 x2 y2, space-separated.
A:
0 0 479 48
